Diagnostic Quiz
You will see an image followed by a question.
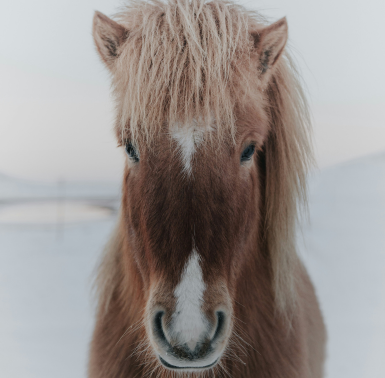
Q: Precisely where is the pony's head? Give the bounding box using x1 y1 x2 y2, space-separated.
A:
93 0 311 373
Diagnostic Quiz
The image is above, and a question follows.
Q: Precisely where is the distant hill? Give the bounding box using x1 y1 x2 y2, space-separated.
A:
0 173 121 201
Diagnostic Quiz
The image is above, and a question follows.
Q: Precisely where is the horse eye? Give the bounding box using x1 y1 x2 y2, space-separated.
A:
125 142 139 163
240 144 255 163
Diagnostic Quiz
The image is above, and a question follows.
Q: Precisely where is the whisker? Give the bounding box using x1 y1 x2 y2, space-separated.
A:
116 318 145 346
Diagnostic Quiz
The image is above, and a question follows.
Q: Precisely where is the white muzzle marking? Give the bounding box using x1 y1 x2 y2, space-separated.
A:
172 250 207 350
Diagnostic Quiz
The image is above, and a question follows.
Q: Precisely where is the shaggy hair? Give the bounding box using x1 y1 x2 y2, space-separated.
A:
263 58 313 312
100 0 313 314
112 0 262 143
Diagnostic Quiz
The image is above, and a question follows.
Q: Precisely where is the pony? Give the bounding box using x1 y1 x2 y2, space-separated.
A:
89 0 326 377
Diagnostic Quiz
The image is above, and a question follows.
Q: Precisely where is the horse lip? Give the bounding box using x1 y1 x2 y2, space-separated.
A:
159 356 218 370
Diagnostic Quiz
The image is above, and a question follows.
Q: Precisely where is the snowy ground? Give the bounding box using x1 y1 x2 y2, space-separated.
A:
0 153 384 377
300 152 385 378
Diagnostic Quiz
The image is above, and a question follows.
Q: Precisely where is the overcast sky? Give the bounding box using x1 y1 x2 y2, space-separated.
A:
1 0 384 182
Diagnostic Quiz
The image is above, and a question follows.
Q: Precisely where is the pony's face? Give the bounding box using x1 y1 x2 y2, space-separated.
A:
120 108 269 370
92 6 288 373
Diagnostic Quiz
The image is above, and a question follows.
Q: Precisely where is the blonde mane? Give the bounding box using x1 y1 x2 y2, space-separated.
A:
264 56 313 312
101 0 313 314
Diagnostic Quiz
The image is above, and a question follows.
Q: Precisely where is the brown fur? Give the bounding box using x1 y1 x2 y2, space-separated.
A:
89 1 326 377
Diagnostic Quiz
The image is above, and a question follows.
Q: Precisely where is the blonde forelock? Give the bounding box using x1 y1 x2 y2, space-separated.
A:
111 0 266 144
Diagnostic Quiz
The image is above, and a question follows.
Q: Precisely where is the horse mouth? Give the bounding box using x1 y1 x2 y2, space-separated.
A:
159 356 218 370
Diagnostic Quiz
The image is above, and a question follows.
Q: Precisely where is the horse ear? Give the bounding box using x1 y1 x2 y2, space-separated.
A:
92 11 128 69
252 18 288 82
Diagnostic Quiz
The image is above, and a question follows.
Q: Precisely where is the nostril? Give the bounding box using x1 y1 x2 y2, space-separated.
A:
153 311 168 344
212 311 226 342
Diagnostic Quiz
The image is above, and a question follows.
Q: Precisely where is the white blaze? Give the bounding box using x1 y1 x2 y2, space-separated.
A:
172 250 207 350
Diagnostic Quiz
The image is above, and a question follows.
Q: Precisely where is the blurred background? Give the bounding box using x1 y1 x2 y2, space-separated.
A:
0 0 384 377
